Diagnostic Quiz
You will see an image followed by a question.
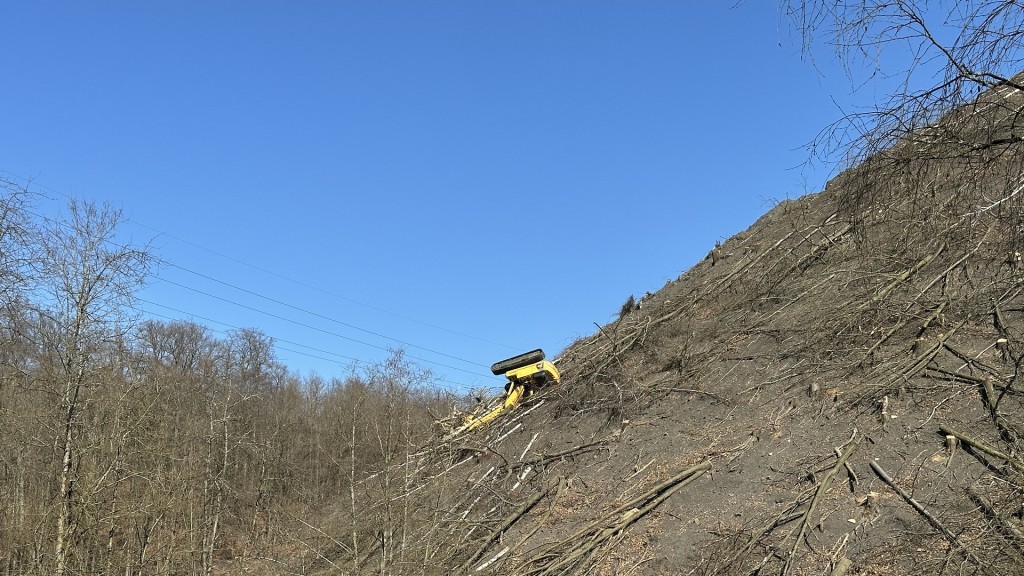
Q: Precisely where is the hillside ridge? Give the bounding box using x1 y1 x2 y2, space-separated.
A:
375 78 1024 575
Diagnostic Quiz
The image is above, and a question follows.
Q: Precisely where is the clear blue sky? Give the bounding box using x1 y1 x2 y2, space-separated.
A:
2 2 865 393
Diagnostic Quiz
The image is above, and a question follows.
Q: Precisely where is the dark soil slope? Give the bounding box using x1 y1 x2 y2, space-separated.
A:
335 81 1024 576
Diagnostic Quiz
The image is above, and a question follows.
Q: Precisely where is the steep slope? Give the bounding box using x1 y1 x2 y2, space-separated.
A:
331 80 1024 576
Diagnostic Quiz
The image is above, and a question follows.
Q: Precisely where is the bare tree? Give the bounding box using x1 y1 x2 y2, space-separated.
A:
783 1 1024 163
0 178 39 575
34 200 151 576
137 319 216 378
0 178 37 315
781 1 1024 256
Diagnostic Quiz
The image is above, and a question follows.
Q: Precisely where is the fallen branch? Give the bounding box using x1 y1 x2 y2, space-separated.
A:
912 234 989 303
967 487 1024 548
869 461 987 570
709 229 800 300
722 491 812 569
993 301 1009 338
942 342 1000 378
860 242 946 310
924 366 986 385
834 446 859 490
592 327 648 377
863 300 950 363
881 320 966 389
520 460 712 576
938 424 1024 476
511 440 606 471
473 481 565 573
923 367 1020 395
783 435 861 576
863 315 914 362
456 476 562 573
764 273 837 322
785 223 852 278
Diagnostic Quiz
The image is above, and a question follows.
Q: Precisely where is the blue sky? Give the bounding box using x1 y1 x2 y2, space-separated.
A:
3 2 867 393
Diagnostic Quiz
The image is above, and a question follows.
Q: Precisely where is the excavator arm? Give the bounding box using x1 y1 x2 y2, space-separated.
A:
459 349 560 433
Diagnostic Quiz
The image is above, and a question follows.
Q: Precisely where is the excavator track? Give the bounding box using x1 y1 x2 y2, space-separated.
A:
453 349 560 435
490 348 546 375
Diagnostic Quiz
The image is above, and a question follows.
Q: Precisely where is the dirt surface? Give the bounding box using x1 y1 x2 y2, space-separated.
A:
327 81 1024 575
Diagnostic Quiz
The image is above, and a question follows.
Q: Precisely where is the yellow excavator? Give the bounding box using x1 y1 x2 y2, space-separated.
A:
458 349 560 433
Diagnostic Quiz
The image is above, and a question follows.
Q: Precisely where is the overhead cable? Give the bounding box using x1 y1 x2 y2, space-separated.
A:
159 261 488 368
137 300 478 391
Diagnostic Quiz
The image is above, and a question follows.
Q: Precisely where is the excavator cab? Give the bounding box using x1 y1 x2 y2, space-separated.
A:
494 349 560 392
460 349 560 433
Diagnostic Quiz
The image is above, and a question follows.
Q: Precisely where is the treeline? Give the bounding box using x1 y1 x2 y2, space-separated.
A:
0 179 454 575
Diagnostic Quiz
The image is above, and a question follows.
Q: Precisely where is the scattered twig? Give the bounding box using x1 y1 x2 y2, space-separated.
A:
519 461 712 575
967 487 1024 548
456 477 562 573
869 461 988 571
783 435 861 576
938 424 1024 476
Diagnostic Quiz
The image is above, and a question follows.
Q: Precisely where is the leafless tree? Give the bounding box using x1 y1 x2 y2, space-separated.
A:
783 1 1024 163
0 178 36 310
781 0 1024 262
0 185 457 574
34 200 151 576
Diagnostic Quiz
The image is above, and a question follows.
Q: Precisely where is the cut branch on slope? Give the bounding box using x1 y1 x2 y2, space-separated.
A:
517 460 712 576
456 476 562 573
869 460 989 572
782 434 862 576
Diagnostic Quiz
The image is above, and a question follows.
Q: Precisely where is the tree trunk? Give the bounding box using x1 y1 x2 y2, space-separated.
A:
55 363 84 576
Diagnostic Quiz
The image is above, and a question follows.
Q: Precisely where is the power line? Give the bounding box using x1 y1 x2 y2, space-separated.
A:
1 170 521 352
146 278 491 378
159 260 488 368
138 299 362 364
137 301 479 391
13 203 492 386
136 219 523 352
4 175 501 382
0 181 487 391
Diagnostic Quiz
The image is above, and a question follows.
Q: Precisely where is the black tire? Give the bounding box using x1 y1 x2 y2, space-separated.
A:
490 349 546 375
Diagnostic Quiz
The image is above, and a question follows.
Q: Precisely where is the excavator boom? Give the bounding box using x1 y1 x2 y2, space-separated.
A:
459 349 560 433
